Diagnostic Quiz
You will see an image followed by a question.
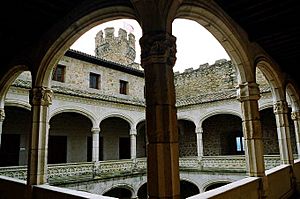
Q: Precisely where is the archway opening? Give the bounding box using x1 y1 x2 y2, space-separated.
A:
205 182 229 191
103 187 132 199
180 180 200 198
100 116 131 160
202 114 243 156
1 106 31 166
178 119 197 157
49 112 92 163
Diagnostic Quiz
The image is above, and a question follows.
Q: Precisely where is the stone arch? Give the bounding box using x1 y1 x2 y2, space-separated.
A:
286 82 300 112
198 109 241 128
201 179 232 192
0 65 29 109
256 57 285 102
177 115 197 126
176 1 255 85
4 100 31 111
259 101 274 111
33 2 137 88
50 106 97 128
49 111 93 163
102 183 134 198
100 112 134 128
201 113 243 156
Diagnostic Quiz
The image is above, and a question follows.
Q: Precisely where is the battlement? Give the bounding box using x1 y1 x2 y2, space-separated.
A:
95 27 136 67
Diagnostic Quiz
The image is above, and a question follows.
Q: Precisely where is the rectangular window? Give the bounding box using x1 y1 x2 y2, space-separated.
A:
119 80 128 95
52 64 65 82
89 73 100 89
236 136 245 152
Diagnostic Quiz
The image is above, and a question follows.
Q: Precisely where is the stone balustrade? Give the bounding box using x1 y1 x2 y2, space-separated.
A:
0 155 288 184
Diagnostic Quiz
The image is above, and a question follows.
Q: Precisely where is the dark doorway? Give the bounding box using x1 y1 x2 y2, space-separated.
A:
0 134 20 166
48 136 67 164
119 137 130 159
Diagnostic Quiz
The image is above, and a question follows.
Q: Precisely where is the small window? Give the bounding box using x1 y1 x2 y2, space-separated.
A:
119 80 128 95
89 73 100 89
52 64 65 82
236 136 245 152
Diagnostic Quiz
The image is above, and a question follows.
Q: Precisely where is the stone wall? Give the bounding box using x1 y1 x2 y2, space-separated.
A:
55 55 145 100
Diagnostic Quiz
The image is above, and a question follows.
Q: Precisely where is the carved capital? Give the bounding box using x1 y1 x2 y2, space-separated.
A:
291 111 300 120
273 100 288 114
30 87 53 106
236 82 260 102
139 32 176 67
91 127 100 134
130 129 137 136
0 108 5 122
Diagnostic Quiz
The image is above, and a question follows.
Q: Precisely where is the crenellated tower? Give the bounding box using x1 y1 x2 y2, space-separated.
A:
95 27 137 68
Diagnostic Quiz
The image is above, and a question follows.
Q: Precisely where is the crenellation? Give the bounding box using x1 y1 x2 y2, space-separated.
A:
95 27 138 68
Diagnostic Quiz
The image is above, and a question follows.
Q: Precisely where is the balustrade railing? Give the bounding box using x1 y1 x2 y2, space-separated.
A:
0 155 290 184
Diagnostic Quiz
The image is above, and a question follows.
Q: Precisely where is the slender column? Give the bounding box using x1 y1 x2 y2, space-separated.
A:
91 127 100 162
195 127 203 158
0 108 5 148
237 82 265 177
140 32 180 199
291 111 300 159
274 100 294 164
130 128 137 159
27 87 53 186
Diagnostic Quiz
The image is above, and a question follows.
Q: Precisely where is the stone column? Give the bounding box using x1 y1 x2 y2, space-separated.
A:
130 128 137 159
273 100 294 164
195 127 203 158
140 32 180 199
291 111 300 159
91 127 100 162
0 108 5 148
27 87 53 186
237 82 265 177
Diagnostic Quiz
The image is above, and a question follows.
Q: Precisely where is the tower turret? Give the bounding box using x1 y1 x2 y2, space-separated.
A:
95 27 137 67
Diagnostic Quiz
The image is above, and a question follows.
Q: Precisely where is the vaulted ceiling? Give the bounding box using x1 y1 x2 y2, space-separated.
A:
1 0 300 87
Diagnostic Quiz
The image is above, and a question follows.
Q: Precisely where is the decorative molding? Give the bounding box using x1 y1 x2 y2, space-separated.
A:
273 100 288 114
291 111 300 120
236 82 260 102
140 32 176 67
29 87 53 106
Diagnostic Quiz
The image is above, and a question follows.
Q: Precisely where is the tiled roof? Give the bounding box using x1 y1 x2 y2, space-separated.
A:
11 79 145 106
11 79 271 108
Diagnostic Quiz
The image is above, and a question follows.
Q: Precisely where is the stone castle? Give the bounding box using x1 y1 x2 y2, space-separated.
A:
1 27 297 198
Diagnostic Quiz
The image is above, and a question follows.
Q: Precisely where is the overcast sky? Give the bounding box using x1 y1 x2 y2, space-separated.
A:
71 19 230 73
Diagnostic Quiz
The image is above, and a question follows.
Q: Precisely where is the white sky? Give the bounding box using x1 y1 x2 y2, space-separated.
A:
70 19 230 73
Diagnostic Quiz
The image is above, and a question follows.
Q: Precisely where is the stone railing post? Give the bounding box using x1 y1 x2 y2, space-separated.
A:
291 111 300 159
140 31 180 198
130 128 137 160
91 127 100 162
237 82 265 177
0 108 5 148
27 87 53 186
273 100 294 164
